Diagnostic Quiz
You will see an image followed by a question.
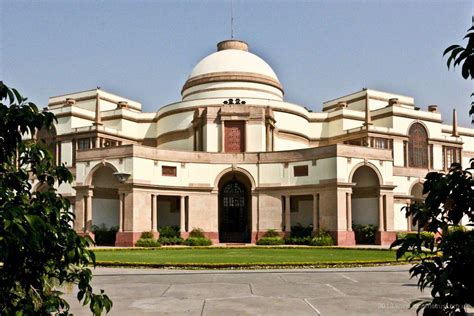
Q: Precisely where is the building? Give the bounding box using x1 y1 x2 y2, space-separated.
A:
36 40 474 246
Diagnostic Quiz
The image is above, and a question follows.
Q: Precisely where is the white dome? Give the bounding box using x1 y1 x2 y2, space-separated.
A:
182 40 284 101
188 49 279 81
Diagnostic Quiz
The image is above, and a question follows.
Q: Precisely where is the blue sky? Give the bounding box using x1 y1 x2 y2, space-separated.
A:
1 0 472 126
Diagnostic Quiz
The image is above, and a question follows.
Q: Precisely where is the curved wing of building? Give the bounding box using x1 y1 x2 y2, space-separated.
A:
41 40 474 246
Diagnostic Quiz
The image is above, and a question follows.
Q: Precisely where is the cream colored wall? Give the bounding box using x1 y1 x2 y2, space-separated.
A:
393 202 409 231
159 137 193 151
204 121 220 152
60 140 73 167
274 135 308 151
393 140 404 167
246 123 265 152
183 81 283 101
258 193 284 231
188 194 218 231
432 144 443 170
156 111 193 136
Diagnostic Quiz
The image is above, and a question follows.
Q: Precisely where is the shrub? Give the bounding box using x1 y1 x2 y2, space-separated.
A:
447 225 467 234
159 236 184 245
135 238 161 247
183 237 212 246
189 227 205 238
310 230 335 246
290 224 313 238
284 236 312 245
263 229 280 238
140 231 154 239
397 231 435 244
353 224 377 244
256 236 284 245
92 224 118 246
158 225 181 238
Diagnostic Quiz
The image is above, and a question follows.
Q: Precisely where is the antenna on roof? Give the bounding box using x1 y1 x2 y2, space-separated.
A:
230 0 234 39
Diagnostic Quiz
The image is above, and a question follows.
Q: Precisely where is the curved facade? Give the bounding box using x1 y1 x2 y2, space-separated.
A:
43 40 474 246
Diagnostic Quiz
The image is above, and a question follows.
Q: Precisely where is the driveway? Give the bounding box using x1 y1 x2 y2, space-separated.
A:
63 265 429 315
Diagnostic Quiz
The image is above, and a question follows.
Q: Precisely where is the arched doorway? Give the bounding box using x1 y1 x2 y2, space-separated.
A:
218 172 251 243
90 165 120 245
351 165 381 244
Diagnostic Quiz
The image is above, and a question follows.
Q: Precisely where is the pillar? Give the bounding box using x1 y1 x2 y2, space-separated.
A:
118 193 124 232
378 194 384 232
220 122 225 152
285 195 291 233
346 192 352 231
180 195 186 233
266 124 271 151
152 195 158 232
85 194 93 232
312 194 319 232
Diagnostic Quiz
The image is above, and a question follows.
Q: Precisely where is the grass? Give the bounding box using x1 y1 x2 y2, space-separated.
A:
93 247 399 268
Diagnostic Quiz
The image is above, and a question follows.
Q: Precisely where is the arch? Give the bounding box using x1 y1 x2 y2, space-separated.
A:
351 165 381 244
348 162 383 185
85 162 120 186
87 163 121 245
218 171 253 243
214 167 256 191
409 180 426 202
407 122 429 168
406 120 430 139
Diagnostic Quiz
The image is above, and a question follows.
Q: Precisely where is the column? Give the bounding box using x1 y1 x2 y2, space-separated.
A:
151 194 156 232
180 195 186 233
266 124 271 151
85 194 93 232
378 194 384 232
220 122 225 152
346 192 352 231
285 196 291 233
152 195 158 232
312 194 318 232
118 193 124 232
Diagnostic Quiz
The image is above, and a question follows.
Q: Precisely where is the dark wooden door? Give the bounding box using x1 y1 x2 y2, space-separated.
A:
219 180 249 243
225 121 245 153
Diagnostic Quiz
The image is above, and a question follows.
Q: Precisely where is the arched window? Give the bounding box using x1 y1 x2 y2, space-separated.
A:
408 123 428 168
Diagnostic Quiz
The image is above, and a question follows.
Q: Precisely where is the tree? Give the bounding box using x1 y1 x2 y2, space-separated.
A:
392 25 474 315
443 24 474 116
0 82 112 315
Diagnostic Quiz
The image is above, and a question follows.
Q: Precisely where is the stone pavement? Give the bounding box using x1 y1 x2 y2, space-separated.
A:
63 265 429 315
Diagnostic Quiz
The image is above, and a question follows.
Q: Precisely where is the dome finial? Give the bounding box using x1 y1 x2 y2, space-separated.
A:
217 40 248 52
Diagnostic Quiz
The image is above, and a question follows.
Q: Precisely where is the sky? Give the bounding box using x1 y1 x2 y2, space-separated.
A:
1 0 473 126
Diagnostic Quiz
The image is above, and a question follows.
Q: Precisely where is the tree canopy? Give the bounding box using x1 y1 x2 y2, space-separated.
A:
0 82 112 315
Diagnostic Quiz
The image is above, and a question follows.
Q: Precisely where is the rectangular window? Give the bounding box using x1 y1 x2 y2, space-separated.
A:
443 146 462 170
374 138 389 149
77 138 90 150
293 165 308 177
162 166 177 177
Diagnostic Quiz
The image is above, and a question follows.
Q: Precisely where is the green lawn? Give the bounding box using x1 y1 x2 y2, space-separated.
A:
94 247 398 267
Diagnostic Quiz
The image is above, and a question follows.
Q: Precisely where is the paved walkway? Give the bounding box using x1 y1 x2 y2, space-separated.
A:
63 265 428 315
